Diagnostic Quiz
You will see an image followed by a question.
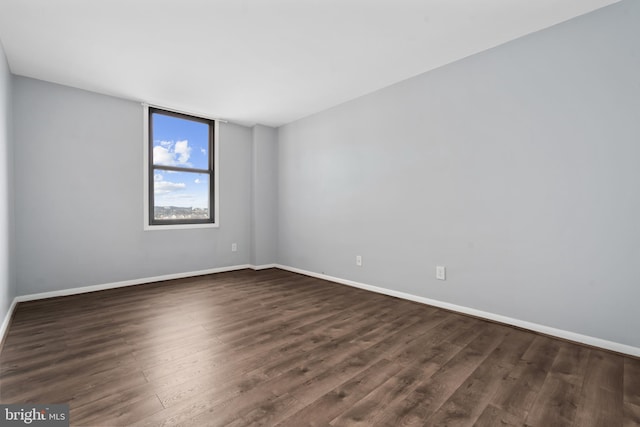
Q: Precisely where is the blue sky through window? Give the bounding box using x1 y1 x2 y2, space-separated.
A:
152 112 210 210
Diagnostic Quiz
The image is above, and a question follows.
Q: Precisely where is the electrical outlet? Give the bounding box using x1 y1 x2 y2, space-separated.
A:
231 243 237 252
436 266 446 280
356 255 362 267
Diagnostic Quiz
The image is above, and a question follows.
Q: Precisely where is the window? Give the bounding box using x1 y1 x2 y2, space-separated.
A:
145 106 218 228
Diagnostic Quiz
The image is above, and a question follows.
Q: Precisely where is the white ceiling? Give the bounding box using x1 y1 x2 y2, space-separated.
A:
0 0 620 127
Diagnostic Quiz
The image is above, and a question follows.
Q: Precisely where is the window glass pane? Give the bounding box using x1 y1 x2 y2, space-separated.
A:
152 112 209 170
153 170 210 220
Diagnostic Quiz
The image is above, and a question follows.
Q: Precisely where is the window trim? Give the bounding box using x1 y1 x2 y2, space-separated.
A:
143 104 220 231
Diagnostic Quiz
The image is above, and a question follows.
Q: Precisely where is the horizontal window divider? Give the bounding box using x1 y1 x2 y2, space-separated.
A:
152 165 211 174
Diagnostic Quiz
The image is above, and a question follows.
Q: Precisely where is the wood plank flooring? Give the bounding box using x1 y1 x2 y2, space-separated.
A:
0 268 638 426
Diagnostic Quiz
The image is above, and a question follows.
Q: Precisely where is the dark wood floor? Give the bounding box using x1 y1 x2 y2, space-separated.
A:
0 269 638 426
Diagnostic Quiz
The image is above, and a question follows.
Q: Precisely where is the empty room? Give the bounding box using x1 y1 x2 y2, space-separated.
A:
0 0 639 426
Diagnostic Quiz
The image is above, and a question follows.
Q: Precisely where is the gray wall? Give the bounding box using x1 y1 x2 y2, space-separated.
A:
278 0 640 347
0 41 14 327
250 125 278 266
13 77 253 295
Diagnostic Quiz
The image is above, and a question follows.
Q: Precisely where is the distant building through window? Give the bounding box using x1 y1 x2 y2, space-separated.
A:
148 107 216 226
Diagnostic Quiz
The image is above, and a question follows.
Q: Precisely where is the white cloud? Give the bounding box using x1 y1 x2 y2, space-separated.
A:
200 148 206 155
154 180 186 195
174 140 191 164
153 146 174 166
152 140 192 166
153 175 207 209
194 178 201 184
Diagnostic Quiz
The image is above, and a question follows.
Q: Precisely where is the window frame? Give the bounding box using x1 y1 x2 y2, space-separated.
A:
143 105 220 230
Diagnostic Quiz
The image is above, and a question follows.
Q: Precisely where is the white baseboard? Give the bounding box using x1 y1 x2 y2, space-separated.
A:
0 298 18 351
250 263 278 270
274 264 640 358
14 264 253 304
